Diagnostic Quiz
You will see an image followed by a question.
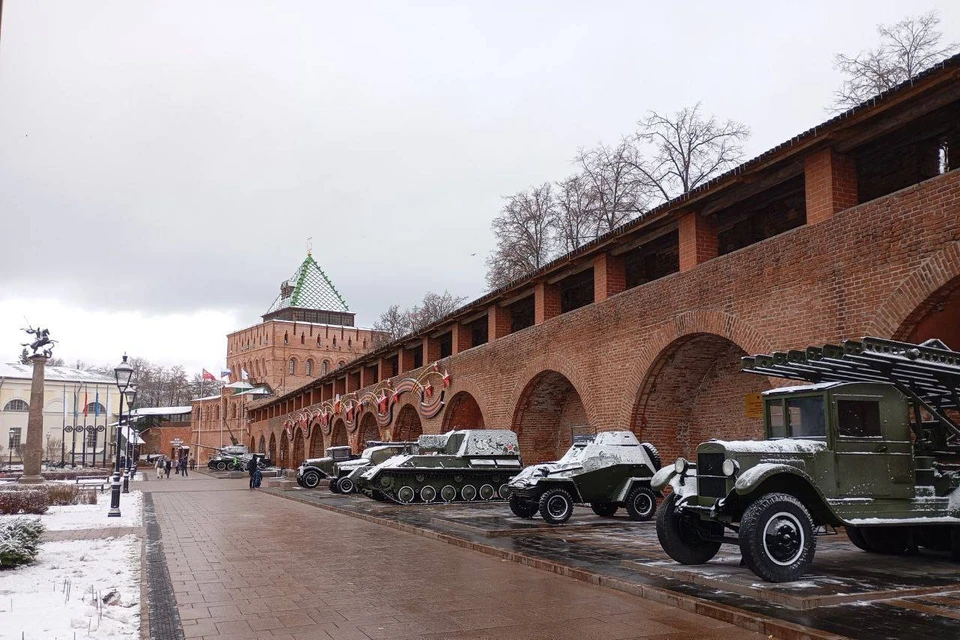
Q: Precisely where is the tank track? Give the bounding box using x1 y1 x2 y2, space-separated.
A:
370 468 519 504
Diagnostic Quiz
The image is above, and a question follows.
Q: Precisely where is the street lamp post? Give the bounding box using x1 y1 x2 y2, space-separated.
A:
122 385 138 493
110 355 134 518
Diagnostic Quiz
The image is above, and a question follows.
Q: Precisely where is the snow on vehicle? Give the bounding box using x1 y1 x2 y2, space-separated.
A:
296 446 355 488
506 431 662 524
329 442 418 494
652 337 960 583
357 430 522 504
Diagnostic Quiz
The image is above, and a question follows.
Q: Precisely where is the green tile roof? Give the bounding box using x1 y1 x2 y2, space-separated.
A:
266 254 349 315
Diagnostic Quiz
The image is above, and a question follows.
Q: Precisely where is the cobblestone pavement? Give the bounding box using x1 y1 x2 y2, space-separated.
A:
145 476 768 640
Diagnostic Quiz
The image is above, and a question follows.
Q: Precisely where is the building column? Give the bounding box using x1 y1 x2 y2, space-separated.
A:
423 337 441 364
593 253 625 302
488 306 512 340
534 282 561 324
452 323 472 354
804 148 858 224
678 211 718 272
399 348 417 374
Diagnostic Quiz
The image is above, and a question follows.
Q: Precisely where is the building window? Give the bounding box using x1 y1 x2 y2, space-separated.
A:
86 431 98 449
306 360 313 376
333 337 337 347
284 332 289 345
321 360 329 375
8 427 22 449
300 333 305 344
3 399 29 412
289 358 296 375
85 402 106 415
317 336 322 347
231 404 237 419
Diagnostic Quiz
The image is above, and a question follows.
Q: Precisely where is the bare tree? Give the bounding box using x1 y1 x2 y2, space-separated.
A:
554 174 598 252
373 304 413 347
408 291 467 332
833 11 957 109
577 141 647 235
632 103 749 203
485 184 558 289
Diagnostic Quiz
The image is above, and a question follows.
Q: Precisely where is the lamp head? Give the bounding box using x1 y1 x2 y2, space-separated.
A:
114 354 133 391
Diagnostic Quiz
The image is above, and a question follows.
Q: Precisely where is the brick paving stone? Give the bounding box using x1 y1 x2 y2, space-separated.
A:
144 476 766 640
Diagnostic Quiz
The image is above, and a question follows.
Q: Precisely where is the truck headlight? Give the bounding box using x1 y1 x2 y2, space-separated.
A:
674 458 689 475
722 459 739 477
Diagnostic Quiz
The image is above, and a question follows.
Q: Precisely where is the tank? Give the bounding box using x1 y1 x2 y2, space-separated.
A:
329 442 419 494
357 430 522 504
506 431 662 524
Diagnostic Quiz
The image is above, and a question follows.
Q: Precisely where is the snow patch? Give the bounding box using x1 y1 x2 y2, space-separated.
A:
42 491 142 531
710 439 827 454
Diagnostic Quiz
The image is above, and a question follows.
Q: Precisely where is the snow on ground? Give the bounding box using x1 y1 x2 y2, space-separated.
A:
43 491 142 532
0 535 140 639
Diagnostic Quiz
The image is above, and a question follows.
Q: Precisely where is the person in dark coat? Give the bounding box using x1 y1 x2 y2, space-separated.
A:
180 456 188 477
248 454 259 489
164 457 172 478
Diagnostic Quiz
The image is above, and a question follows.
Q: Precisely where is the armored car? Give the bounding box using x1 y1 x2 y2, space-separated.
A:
329 442 418 494
507 431 661 524
652 337 960 582
357 429 522 504
296 446 356 488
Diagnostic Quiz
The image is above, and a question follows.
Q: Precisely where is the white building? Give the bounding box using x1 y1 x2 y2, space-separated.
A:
0 363 124 466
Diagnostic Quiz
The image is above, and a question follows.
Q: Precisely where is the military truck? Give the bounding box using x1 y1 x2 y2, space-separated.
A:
357 429 522 504
329 442 418 494
296 446 356 488
506 431 662 524
652 337 960 583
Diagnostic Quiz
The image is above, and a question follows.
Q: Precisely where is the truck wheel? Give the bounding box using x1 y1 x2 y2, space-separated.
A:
216 461 227 471
860 527 909 555
656 493 721 565
302 470 321 489
296 476 305 488
338 477 355 494
845 526 873 552
590 502 618 517
626 486 657 521
739 493 816 583
539 488 574 524
509 495 538 519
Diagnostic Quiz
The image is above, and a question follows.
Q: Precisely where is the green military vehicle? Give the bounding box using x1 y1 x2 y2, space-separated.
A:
357 429 522 504
652 337 960 583
296 445 356 488
329 442 418 494
506 431 662 524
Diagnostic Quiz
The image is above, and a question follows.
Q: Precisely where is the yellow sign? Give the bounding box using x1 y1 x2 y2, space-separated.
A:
744 393 763 419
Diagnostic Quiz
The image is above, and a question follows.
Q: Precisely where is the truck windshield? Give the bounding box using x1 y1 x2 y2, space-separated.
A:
767 395 826 439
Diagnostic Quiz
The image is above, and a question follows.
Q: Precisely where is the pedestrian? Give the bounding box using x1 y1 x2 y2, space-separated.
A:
155 456 164 480
174 457 180 474
180 456 188 477
164 457 172 478
248 454 259 489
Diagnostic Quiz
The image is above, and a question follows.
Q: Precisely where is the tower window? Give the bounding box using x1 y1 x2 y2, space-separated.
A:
289 358 296 375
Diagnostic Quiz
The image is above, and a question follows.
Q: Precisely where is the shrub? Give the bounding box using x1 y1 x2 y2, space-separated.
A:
44 484 80 506
0 518 44 568
0 489 49 515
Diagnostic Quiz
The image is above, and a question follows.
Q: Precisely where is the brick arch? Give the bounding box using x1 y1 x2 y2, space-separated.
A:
278 430 289 468
309 421 324 457
393 403 423 442
443 378 492 428
869 241 960 340
258 434 266 454
268 433 277 463
358 412 381 450
329 419 348 449
441 391 485 431
505 353 598 433
249 435 256 451
615 310 773 428
511 370 589 466
292 429 305 467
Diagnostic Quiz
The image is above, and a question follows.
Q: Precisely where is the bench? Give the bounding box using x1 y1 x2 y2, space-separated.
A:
76 476 111 492
0 477 18 484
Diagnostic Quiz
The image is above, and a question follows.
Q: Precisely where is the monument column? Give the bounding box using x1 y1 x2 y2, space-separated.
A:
19 354 47 484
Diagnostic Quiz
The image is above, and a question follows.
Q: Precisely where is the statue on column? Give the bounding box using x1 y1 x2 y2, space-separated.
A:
18 326 56 484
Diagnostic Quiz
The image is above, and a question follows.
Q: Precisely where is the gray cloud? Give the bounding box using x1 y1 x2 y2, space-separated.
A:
2 0 958 327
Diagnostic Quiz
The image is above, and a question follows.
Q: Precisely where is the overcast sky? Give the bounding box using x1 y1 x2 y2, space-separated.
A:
1 1 958 374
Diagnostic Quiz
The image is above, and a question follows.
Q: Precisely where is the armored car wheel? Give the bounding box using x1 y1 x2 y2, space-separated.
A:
479 484 496 500
539 488 574 524
656 493 722 565
739 493 816 583
461 485 478 501
440 485 458 502
337 477 355 494
302 470 322 489
509 495 538 518
626 486 657 521
397 485 416 504
420 485 437 503
216 461 227 471
591 502 618 517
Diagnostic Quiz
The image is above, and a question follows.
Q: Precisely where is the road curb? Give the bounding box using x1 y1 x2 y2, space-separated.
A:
265 489 847 640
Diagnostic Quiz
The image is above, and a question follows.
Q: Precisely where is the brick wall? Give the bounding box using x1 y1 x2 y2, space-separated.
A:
251 170 960 470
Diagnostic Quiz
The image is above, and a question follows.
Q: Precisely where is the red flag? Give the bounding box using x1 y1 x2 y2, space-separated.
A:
201 369 216 381
83 391 88 416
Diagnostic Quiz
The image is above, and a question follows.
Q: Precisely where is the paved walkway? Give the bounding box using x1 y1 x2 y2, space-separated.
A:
145 476 766 640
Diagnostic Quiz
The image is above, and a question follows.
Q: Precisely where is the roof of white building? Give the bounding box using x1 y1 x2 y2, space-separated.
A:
0 363 116 384
130 406 193 417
